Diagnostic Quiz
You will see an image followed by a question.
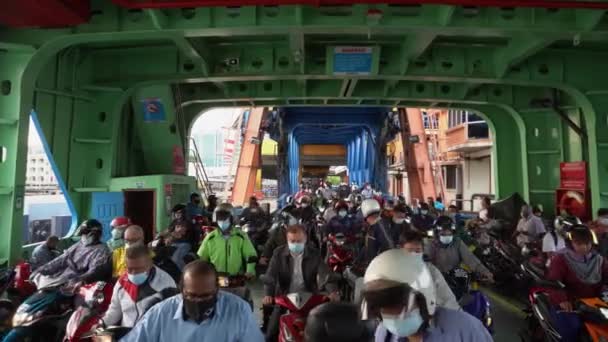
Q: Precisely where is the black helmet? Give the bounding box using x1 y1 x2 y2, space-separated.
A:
78 219 103 236
304 302 371 342
433 215 455 232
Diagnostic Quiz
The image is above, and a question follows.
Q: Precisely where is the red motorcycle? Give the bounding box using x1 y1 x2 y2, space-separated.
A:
326 233 357 273
64 281 113 341
275 292 329 342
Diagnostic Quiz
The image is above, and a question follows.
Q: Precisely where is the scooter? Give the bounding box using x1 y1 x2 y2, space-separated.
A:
444 268 493 333
275 292 329 342
326 233 357 274
63 281 113 341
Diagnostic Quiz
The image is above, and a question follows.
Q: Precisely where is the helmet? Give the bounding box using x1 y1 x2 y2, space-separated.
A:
299 195 311 206
214 202 234 222
334 200 349 212
286 196 295 205
566 224 598 245
363 249 437 315
78 219 103 236
361 199 381 218
304 303 371 342
433 215 455 231
554 215 582 231
110 216 131 229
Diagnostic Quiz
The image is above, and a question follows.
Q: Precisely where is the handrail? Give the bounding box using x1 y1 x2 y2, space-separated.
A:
189 137 214 198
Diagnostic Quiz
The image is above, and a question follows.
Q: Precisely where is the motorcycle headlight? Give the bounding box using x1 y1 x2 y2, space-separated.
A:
427 230 434 237
600 307 608 319
12 311 33 326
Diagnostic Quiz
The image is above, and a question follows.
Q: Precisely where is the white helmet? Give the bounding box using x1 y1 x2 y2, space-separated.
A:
363 249 437 315
361 199 381 218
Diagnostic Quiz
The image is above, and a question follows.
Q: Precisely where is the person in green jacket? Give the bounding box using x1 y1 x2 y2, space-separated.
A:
197 202 258 308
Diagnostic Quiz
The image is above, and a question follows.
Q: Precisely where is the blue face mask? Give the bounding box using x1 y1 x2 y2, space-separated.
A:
128 271 149 286
338 210 348 218
439 235 453 245
382 308 424 337
288 242 305 254
218 220 231 231
111 228 123 240
407 252 424 263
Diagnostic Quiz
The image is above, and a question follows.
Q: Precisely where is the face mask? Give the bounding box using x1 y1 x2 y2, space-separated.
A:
218 220 231 231
250 208 258 213
439 235 453 245
82 234 95 245
125 241 143 249
393 217 406 224
301 203 309 208
448 213 456 220
338 210 348 218
599 218 608 226
128 271 149 286
288 242 305 254
111 229 123 240
420 210 428 216
382 308 424 338
183 296 217 324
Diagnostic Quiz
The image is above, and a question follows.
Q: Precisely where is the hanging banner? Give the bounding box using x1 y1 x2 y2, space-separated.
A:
173 146 185 174
142 98 166 123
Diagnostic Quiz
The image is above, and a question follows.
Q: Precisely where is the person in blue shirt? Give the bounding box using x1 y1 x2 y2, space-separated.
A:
121 260 264 342
362 250 492 342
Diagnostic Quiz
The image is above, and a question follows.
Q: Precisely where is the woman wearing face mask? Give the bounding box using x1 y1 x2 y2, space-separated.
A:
362 250 493 342
108 216 131 251
425 216 494 282
389 204 411 236
102 245 178 328
400 230 460 310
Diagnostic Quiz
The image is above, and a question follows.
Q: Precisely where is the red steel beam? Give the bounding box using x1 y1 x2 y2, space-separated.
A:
112 0 608 9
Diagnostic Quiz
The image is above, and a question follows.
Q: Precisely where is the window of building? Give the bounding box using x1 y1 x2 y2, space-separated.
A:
444 165 458 190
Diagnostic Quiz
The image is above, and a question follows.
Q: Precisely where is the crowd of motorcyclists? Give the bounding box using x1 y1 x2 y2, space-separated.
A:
3 179 608 342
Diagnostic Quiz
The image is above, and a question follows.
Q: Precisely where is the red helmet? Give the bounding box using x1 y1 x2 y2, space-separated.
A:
110 216 131 229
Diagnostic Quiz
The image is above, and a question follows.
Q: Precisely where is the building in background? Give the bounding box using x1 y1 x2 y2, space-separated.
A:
436 109 493 211
26 145 59 194
386 109 494 211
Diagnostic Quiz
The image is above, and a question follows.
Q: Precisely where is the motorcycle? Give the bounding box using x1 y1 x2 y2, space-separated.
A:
217 273 253 310
275 292 329 342
81 326 132 342
63 281 113 341
8 278 81 342
444 268 493 333
326 233 357 274
240 219 269 254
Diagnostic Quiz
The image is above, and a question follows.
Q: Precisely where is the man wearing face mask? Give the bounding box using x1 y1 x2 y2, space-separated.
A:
513 204 546 248
411 203 435 232
388 204 411 237
34 220 112 288
400 230 460 310
362 250 493 342
108 216 131 251
425 217 493 282
240 196 267 230
102 245 177 328
262 224 340 341
296 195 317 224
197 203 258 295
122 260 263 342
324 200 361 237
112 225 146 278
186 192 208 223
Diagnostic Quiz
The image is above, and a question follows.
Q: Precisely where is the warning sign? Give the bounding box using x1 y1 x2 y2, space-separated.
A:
333 47 373 75
142 98 166 123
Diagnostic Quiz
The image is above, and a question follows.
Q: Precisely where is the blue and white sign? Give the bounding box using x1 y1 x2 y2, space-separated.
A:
142 98 166 123
333 47 373 75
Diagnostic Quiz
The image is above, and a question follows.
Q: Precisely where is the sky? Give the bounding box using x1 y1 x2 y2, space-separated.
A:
191 107 243 134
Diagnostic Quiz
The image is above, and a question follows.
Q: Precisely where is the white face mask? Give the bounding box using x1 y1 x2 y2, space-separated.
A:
301 203 309 208
393 217 406 224
338 210 348 218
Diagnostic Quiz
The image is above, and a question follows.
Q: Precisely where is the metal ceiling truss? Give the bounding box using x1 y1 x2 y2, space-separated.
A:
2 1 608 263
